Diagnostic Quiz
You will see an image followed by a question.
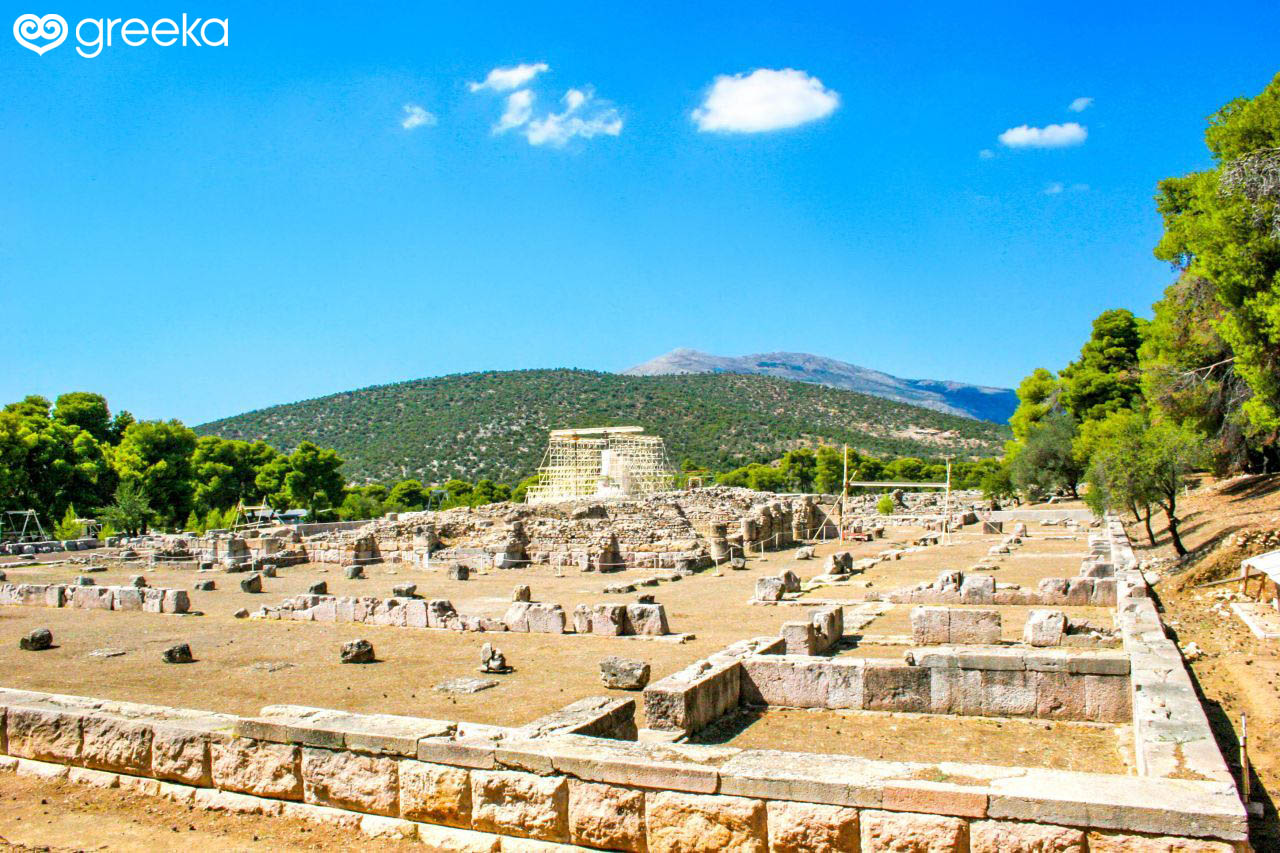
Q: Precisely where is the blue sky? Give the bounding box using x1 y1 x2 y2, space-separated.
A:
3 1 1278 425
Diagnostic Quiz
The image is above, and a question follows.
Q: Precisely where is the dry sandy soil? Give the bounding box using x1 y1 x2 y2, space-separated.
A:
0 519 1124 848
1117 473 1280 849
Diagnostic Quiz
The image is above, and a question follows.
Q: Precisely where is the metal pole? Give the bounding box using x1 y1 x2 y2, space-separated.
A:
1241 713 1250 805
943 457 952 546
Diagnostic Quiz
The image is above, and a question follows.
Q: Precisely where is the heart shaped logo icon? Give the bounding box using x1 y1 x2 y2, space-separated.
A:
13 13 68 55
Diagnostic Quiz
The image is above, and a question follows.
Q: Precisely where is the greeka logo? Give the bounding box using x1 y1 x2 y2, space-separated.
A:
13 12 228 58
12 13 66 54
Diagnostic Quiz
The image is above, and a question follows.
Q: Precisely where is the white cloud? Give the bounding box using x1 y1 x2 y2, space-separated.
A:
522 88 622 147
978 148 996 160
469 62 549 93
998 122 1087 148
1070 182 1090 192
401 104 437 130
692 68 839 133
1068 96 1094 113
1044 181 1090 195
495 90 535 133
1044 182 1064 195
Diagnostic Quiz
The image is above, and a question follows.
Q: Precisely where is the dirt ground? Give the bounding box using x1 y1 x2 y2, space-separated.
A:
1121 473 1280 849
0 525 1090 729
0 520 1133 848
0 772 418 852
691 707 1130 774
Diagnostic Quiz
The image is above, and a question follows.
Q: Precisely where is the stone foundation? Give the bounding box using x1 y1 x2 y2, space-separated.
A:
0 582 190 613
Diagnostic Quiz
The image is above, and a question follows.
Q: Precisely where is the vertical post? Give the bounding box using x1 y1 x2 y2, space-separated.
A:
943 457 952 546
1241 713 1251 805
840 444 848 543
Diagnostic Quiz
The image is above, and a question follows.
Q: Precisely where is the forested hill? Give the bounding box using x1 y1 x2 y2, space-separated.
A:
196 370 1011 483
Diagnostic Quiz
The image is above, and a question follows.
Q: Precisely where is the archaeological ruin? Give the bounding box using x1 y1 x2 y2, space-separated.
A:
0 486 1250 851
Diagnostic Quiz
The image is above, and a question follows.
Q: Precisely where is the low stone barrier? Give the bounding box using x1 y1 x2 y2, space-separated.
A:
642 637 785 736
739 648 1131 723
254 594 673 637
870 570 1117 607
0 582 189 613
0 685 1247 850
780 605 843 655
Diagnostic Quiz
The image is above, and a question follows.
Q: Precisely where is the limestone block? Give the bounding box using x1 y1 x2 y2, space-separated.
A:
1024 610 1067 647
471 770 568 842
645 790 767 853
142 588 167 613
72 585 113 610
81 716 152 774
505 601 532 632
970 819 1084 852
151 725 211 785
591 604 627 636
417 822 502 852
781 621 817 656
7 707 82 762
973 670 1037 717
1035 672 1088 720
568 780 645 852
162 589 191 613
950 609 1001 645
429 599 461 630
194 787 282 815
861 809 967 852
911 606 950 644
112 587 144 611
780 570 801 593
755 577 785 602
1084 674 1132 723
210 737 302 800
301 747 398 816
527 603 566 634
1086 832 1235 852
44 585 65 607
863 664 930 712
572 604 592 634
811 607 843 651
1064 578 1093 606
960 574 996 603
766 800 859 853
399 760 471 827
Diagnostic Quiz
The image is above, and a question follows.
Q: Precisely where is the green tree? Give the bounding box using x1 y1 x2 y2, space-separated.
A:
1153 72 1280 446
511 474 540 504
882 457 926 482
1143 421 1208 557
53 393 113 443
97 480 154 536
53 504 84 540
256 441 346 520
780 449 817 492
1011 412 1083 499
192 436 279 513
876 494 895 515
386 479 428 511
338 490 384 521
1009 368 1061 442
1083 410 1158 545
112 420 198 528
1059 309 1146 424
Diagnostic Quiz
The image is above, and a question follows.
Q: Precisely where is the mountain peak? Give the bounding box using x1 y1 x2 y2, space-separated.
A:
622 349 1015 423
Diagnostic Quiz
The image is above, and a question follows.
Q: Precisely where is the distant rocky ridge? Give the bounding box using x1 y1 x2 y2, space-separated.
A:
622 349 1016 423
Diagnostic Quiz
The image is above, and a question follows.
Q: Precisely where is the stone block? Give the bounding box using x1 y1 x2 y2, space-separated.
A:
112 587 144 611
7 707 82 762
970 819 1084 852
591 604 627 636
625 603 669 636
505 601 531 632
72 585 113 610
960 574 996 603
81 716 152 775
1035 672 1089 720
568 780 646 852
755 577 785 602
1087 832 1235 852
741 656 863 709
863 664 930 712
950 609 1001 644
645 790 767 853
527 603 566 634
210 737 302 800
911 606 950 644
573 604 591 634
974 670 1037 717
766 800 859 853
1024 610 1067 647
861 809 967 852
1084 675 1132 723
301 747 398 816
781 621 817 656
399 760 471 827
471 770 568 842
151 725 211 785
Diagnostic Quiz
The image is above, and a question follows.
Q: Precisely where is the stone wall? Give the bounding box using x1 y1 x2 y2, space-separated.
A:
871 569 1118 607
0 685 1246 850
253 594 673 637
0 582 189 613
